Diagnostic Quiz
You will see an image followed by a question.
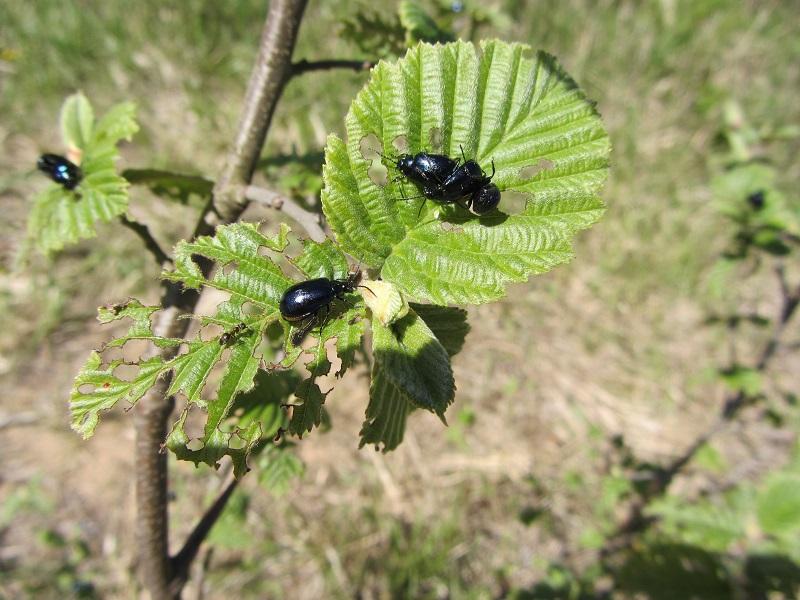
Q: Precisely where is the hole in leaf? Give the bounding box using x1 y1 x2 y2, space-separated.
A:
241 301 263 317
427 128 442 151
112 362 139 382
228 434 246 450
181 405 207 438
222 260 238 276
518 158 554 181
186 438 205 451
190 253 208 271
440 221 464 234
264 320 284 342
519 164 540 181
360 133 388 186
202 323 224 343
101 345 128 363
501 190 529 214
391 135 408 153
360 133 382 158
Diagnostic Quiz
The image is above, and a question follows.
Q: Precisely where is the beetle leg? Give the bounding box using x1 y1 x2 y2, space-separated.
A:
291 314 319 345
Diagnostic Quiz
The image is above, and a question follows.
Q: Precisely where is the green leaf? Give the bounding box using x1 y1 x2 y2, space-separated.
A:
757 473 800 537
60 92 95 150
411 303 470 357
122 169 214 204
648 496 746 552
287 366 330 436
752 230 790 256
359 304 467 450
617 543 732 599
712 163 774 208
718 365 762 396
371 307 454 420
164 221 291 304
164 323 266 475
70 299 182 437
398 1 454 44
29 94 138 254
256 445 306 497
706 257 740 300
167 412 262 479
229 369 297 439
92 101 138 148
383 216 579 304
70 352 165 438
292 237 350 279
98 298 179 349
322 40 609 304
360 369 413 451
338 7 407 58
693 443 728 473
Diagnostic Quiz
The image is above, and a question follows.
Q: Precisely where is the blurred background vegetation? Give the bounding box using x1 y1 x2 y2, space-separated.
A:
1 0 799 598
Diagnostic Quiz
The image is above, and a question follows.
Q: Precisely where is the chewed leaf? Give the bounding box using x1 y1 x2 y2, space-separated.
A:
71 223 373 471
71 352 165 438
323 40 609 304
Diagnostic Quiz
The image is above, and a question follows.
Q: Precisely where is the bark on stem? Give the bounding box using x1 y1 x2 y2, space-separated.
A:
134 1 309 598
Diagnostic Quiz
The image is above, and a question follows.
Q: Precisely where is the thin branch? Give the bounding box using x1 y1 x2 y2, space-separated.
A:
600 257 800 564
211 0 310 225
120 214 171 265
169 474 240 594
756 263 800 370
245 184 326 242
133 381 175 600
290 58 375 78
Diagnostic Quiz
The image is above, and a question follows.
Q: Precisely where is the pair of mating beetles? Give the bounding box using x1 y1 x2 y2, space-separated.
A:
387 148 500 216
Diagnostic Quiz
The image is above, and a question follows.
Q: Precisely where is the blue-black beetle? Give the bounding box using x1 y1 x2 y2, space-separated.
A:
393 151 460 187
279 269 362 345
37 154 82 190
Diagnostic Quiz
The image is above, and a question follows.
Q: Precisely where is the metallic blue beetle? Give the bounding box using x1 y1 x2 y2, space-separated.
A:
279 270 361 345
37 154 82 190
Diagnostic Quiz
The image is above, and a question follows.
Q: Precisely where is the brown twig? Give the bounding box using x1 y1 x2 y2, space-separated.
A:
289 58 375 78
119 214 171 265
245 184 326 242
169 474 240 595
133 1 309 598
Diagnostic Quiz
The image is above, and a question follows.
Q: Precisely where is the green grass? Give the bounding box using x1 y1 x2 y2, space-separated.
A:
2 0 799 597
